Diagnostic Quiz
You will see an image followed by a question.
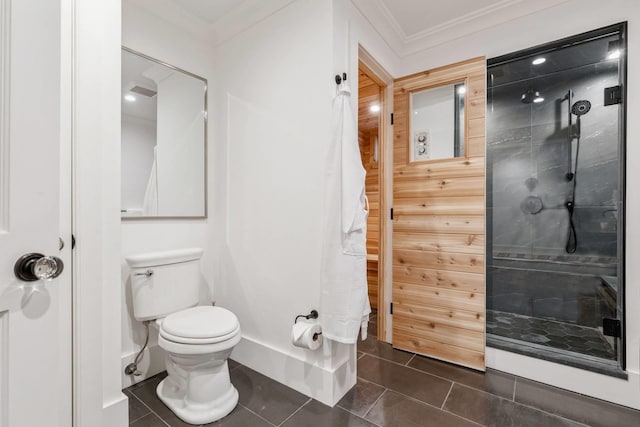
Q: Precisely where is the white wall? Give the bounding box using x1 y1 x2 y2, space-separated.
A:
336 0 640 409
212 0 356 406
121 115 155 212
120 0 215 388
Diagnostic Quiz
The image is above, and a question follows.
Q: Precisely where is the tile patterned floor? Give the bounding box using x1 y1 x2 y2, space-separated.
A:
487 310 616 360
124 315 640 427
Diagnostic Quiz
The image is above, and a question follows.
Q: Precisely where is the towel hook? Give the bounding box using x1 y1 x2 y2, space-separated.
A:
335 73 347 85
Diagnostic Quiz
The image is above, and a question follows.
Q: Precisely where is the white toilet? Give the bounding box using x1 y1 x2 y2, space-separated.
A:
126 248 241 425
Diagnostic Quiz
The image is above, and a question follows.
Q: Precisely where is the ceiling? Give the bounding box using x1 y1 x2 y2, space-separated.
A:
352 0 570 57
169 0 243 24
122 51 158 121
127 0 570 56
126 0 296 45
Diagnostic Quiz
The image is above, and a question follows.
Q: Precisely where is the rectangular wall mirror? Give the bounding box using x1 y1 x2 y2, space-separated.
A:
409 82 465 162
121 47 207 219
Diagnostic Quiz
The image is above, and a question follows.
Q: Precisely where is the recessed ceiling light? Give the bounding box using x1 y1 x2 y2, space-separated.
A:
607 40 622 60
532 57 546 65
607 49 621 60
370 104 380 113
124 94 136 102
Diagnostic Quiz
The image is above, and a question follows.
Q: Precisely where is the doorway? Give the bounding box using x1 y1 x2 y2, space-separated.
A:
357 56 390 342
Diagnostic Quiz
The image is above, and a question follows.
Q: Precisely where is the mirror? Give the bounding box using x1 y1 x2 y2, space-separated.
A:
121 47 207 218
409 82 465 162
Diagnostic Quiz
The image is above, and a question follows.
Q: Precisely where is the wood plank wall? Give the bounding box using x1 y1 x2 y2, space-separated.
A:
391 57 486 370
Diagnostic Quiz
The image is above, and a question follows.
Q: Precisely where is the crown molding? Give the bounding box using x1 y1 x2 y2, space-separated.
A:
352 0 572 57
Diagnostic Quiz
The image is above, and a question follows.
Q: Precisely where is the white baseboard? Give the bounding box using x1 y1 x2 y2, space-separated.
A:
486 347 640 410
121 344 166 389
231 336 357 406
103 392 128 427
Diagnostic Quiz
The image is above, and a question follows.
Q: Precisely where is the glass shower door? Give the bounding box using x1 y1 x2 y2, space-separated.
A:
486 23 627 376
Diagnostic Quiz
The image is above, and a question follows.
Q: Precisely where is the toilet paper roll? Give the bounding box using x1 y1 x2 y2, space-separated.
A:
291 321 322 350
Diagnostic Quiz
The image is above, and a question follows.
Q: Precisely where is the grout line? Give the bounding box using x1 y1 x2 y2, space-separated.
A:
360 352 463 386
359 384 483 427
512 377 517 401
124 391 150 425
405 354 416 366
277 398 311 426
127 392 170 427
337 403 383 427
445 382 592 427
239 404 278 427
362 388 387 420
132 413 170 427
441 382 454 410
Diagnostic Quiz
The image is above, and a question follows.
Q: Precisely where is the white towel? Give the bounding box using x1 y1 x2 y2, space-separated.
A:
320 83 371 344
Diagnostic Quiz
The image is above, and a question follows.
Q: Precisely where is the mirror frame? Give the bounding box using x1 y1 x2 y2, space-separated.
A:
408 80 467 163
121 46 208 220
405 77 470 164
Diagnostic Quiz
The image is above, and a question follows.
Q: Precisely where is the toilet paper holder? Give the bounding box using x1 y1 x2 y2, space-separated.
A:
294 309 319 324
294 310 322 341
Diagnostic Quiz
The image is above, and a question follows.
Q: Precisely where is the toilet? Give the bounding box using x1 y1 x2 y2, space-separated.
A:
126 248 241 425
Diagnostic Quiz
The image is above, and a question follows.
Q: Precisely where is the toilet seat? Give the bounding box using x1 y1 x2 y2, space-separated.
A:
158 306 241 355
161 306 239 341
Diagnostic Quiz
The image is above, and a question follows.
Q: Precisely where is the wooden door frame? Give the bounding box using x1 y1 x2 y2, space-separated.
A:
358 46 393 343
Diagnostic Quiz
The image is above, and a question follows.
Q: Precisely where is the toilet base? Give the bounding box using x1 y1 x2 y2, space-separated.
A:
156 375 239 425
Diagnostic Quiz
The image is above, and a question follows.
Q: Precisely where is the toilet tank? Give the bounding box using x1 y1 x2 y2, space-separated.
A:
125 248 204 321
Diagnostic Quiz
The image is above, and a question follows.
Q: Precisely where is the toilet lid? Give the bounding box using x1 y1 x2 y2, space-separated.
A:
160 306 239 340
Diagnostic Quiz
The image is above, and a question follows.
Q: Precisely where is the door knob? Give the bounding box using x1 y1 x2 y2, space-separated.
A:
14 253 64 282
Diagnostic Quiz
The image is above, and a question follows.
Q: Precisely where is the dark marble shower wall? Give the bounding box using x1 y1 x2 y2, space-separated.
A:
487 61 620 258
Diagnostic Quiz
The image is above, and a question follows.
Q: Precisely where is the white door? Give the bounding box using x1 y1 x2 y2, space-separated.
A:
0 0 72 426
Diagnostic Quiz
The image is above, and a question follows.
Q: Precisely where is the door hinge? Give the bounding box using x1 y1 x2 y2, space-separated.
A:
603 318 621 337
604 85 622 106
390 302 393 315
390 113 394 125
71 234 76 249
390 208 394 220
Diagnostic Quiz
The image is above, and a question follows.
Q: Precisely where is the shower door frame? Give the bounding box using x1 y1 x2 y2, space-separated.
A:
485 22 628 373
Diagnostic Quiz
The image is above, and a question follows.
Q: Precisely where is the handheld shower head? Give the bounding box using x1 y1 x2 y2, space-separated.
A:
571 100 591 116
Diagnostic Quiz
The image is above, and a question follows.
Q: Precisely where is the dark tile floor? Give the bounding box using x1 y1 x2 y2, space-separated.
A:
124 312 640 427
487 310 616 360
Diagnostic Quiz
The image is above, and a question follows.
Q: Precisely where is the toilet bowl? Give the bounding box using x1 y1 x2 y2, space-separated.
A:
125 248 241 425
156 306 241 424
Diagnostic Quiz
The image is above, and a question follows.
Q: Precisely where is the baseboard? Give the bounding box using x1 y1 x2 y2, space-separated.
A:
103 392 128 427
486 347 640 410
231 335 357 406
121 344 166 389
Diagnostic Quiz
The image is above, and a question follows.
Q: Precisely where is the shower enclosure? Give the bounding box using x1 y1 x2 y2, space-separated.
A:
486 23 627 376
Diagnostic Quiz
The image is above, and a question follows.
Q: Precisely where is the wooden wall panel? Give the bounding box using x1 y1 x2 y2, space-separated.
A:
392 57 486 371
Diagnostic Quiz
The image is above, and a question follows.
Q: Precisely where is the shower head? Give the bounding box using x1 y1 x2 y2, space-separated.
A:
521 88 543 104
571 100 591 116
